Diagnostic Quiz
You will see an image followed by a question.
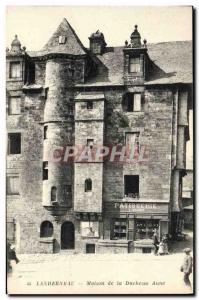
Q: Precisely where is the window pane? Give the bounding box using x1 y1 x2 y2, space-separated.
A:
9 97 21 115
133 94 141 111
10 62 20 78
130 57 141 73
8 133 21 154
7 177 19 195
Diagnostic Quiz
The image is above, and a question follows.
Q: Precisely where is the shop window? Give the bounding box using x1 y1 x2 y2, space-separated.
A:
125 93 141 112
135 219 159 240
59 35 66 44
81 221 99 238
8 133 21 154
124 175 139 198
7 176 19 195
9 97 21 115
44 125 48 140
125 132 139 153
113 219 127 240
129 57 141 73
10 62 21 78
87 101 93 109
43 162 48 180
51 186 57 203
7 220 16 243
40 221 53 238
85 178 92 192
87 139 94 149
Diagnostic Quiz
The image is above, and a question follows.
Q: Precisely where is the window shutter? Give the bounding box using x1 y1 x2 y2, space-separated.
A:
133 94 141 111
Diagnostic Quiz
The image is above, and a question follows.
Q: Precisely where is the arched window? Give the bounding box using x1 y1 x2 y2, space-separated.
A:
51 186 57 202
40 221 53 238
85 178 92 192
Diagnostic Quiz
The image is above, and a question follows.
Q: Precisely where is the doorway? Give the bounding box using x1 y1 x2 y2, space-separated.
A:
61 221 75 250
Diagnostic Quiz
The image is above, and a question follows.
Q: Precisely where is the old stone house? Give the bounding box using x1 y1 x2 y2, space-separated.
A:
6 19 192 254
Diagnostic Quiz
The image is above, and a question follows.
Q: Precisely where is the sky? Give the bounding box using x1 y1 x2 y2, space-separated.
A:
6 6 192 51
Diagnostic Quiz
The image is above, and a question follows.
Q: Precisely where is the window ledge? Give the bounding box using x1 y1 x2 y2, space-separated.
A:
39 237 54 243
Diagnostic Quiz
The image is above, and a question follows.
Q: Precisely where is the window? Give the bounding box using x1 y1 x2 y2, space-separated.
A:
124 175 139 198
9 97 21 115
51 186 57 203
126 93 141 112
7 220 16 243
133 94 141 111
40 221 53 238
87 139 94 149
7 176 19 195
43 162 48 180
44 126 48 140
59 35 66 44
8 133 21 154
125 133 140 154
135 219 159 240
68 104 74 115
129 57 141 73
85 178 92 192
81 222 99 238
45 88 49 100
28 62 35 84
10 62 21 78
87 101 93 109
113 219 127 240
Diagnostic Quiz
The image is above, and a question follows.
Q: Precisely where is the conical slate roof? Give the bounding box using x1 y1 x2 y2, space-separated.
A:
42 18 86 55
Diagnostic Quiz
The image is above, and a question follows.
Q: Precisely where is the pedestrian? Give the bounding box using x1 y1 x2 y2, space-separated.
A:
180 248 193 288
152 229 159 255
162 237 169 255
8 245 20 264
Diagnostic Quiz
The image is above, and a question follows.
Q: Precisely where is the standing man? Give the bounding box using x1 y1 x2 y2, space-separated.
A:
152 229 159 255
180 248 193 288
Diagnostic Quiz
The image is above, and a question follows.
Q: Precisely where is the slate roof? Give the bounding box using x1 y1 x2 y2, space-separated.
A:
27 18 192 86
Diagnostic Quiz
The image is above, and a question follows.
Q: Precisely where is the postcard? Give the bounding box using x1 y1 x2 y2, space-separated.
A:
6 5 194 295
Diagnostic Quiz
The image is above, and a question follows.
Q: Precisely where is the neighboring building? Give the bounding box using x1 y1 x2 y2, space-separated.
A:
6 19 193 254
182 169 193 230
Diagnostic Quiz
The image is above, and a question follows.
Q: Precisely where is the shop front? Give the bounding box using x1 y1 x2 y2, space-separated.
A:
98 200 169 254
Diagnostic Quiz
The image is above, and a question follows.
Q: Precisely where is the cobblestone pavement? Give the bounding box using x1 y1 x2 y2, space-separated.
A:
7 232 194 295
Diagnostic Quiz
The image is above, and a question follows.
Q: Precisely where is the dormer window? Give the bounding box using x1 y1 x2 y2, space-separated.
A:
10 62 21 78
59 35 66 44
129 57 141 73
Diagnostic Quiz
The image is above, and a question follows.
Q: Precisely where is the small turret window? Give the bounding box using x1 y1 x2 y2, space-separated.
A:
130 57 141 73
85 178 92 192
51 186 57 202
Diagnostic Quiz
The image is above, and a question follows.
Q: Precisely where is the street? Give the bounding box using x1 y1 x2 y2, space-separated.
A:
7 250 193 295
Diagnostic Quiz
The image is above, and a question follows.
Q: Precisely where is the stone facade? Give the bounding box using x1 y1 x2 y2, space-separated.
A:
6 20 192 254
